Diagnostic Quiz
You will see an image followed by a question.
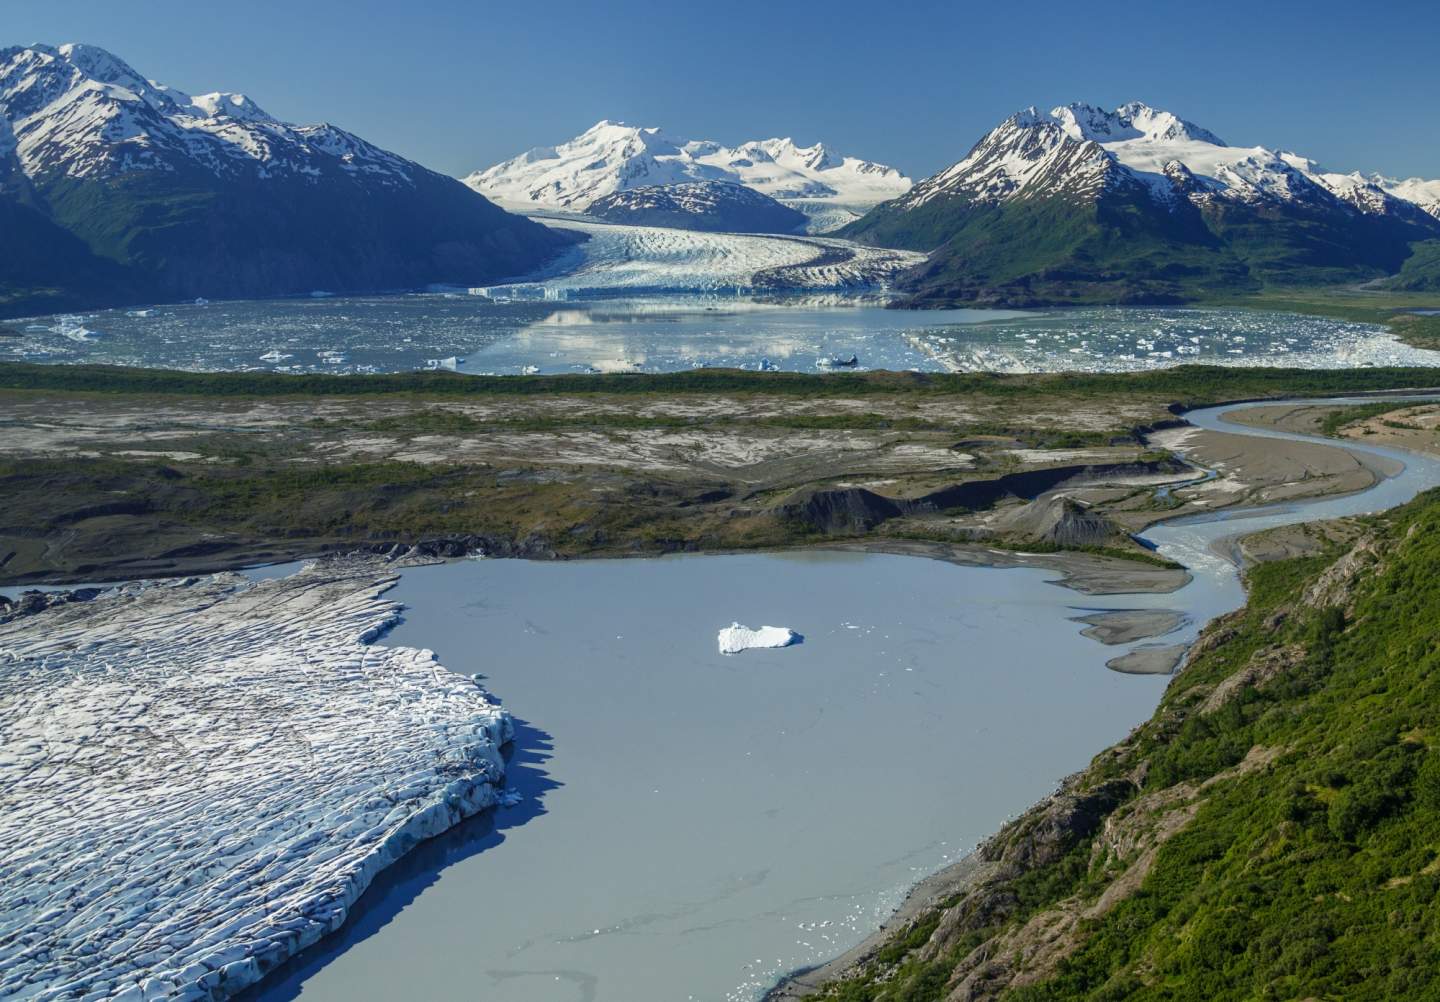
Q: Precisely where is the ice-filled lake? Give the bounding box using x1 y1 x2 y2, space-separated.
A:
245 550 1170 1002
8 294 1437 375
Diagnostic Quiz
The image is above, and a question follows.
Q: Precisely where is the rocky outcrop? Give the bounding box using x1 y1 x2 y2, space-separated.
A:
777 460 1184 536
994 495 1125 547
776 487 904 533
0 586 105 624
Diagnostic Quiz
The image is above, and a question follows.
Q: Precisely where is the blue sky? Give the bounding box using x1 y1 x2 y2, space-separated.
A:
9 0 1440 180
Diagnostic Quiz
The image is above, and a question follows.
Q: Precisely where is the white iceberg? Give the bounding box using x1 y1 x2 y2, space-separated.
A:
717 622 800 655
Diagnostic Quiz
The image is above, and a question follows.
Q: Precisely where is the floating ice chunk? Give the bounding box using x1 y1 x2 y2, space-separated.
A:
717 622 801 655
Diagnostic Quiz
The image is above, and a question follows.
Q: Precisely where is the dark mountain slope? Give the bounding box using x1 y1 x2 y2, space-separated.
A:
587 180 808 233
0 44 572 316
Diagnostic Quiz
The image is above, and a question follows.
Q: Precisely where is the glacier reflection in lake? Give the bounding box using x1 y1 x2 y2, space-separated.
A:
248 551 1167 1002
9 294 1434 375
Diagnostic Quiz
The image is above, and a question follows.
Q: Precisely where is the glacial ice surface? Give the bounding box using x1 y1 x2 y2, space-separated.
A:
0 559 513 1001
472 217 926 298
717 622 800 654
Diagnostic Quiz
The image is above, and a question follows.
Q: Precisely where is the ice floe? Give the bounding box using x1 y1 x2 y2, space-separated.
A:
0 558 513 1000
717 622 801 654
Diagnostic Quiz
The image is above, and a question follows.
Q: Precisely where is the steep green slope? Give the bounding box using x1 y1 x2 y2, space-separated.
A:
1378 240 1440 292
0 189 131 314
1198 199 1433 287
854 189 1252 306
0 166 572 316
806 491 1440 1001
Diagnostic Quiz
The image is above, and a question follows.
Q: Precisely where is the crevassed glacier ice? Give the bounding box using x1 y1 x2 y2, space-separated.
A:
472 217 926 299
0 558 513 1001
717 622 800 655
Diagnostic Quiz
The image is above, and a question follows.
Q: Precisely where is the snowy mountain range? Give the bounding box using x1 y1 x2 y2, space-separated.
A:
845 101 1440 306
0 43 567 316
0 43 416 185
464 120 912 231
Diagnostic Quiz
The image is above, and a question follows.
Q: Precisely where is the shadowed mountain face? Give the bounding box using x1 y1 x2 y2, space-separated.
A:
0 44 573 317
842 102 1440 307
586 180 808 233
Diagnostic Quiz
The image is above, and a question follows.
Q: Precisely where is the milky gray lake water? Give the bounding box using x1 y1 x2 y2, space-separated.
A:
247 550 1169 1002
241 398 1440 1002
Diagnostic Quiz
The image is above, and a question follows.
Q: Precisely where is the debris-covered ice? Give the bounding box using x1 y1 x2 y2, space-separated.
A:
717 622 801 654
0 559 513 1001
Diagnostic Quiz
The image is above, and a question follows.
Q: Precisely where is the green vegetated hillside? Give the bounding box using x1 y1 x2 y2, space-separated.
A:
1378 240 1440 293
812 490 1440 1001
843 188 1439 308
844 185 1253 306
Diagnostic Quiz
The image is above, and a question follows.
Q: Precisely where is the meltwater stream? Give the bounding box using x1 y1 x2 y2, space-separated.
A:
248 397 1440 1002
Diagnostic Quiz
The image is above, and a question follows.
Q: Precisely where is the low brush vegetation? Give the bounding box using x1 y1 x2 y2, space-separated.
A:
1317 402 1418 436
812 490 1440 1002
2 361 1435 584
3 361 1440 405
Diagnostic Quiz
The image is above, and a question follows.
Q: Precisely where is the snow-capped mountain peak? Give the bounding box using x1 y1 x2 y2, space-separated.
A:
1050 101 1224 146
888 100 1440 225
465 121 912 218
0 42 413 185
189 91 276 124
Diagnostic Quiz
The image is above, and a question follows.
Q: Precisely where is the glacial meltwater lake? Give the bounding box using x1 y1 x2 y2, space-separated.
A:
10 293 1439 375
244 550 1169 1002
238 399 1440 1002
